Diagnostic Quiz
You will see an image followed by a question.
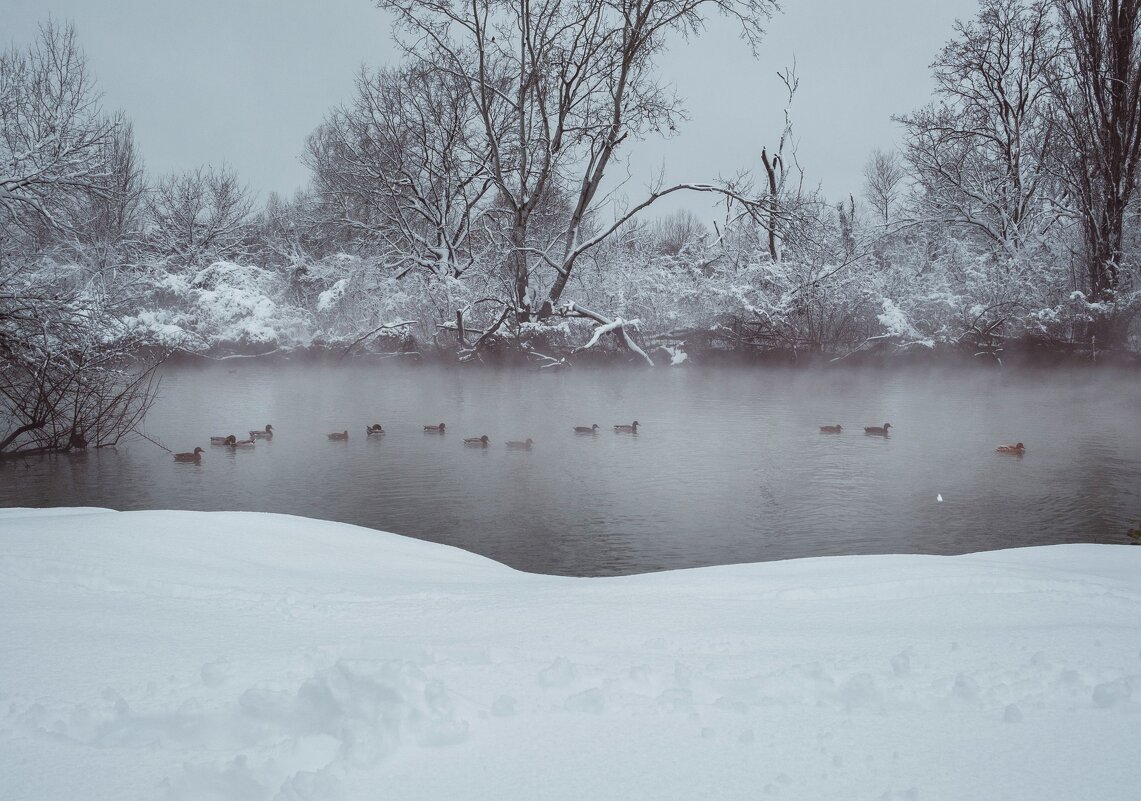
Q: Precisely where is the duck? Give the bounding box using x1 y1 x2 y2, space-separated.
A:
424 422 446 433
864 423 892 436
173 446 204 462
328 430 349 441
463 435 490 447
506 438 534 450
210 434 238 445
366 424 385 436
228 436 255 447
996 442 1025 454
819 424 843 434
574 424 600 433
614 421 640 433
250 424 274 439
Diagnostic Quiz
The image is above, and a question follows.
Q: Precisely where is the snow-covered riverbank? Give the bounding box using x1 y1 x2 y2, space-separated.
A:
2 508 1138 800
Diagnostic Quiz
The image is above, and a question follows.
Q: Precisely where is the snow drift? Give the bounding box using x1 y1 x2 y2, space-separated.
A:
1 508 1138 800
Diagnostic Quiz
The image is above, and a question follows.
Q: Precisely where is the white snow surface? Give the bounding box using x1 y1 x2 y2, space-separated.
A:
2 507 1139 801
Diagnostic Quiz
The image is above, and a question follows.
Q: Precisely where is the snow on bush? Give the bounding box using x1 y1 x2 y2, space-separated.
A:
316 278 349 313
876 298 935 348
189 262 309 348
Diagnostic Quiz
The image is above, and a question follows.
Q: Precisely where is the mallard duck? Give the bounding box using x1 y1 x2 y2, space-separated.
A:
574 424 600 433
614 421 639 433
173 446 204 462
864 423 892 436
424 422 446 433
228 436 255 447
996 442 1025 454
210 434 237 445
328 430 349 441
366 424 385 435
250 424 274 439
506 438 534 450
819 424 843 433
463 434 489 447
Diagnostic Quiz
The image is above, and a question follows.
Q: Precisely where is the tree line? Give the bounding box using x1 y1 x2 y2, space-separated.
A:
2 1 1140 454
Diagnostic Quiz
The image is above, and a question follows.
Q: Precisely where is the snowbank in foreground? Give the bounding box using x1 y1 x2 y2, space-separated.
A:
1 508 1138 801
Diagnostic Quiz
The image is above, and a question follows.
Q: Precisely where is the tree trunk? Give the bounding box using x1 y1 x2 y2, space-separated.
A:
507 221 530 321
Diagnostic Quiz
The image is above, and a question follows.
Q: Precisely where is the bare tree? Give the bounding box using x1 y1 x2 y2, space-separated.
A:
862 148 905 226
378 0 777 319
896 0 1062 253
1051 0 1141 312
758 66 805 262
650 208 708 255
0 288 162 455
146 164 253 269
87 122 146 243
305 63 497 280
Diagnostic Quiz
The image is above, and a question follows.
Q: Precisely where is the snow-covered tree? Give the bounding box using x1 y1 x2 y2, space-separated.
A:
0 20 121 251
1 21 163 455
897 0 1063 254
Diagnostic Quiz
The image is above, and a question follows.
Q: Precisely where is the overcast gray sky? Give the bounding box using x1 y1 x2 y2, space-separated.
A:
5 0 979 217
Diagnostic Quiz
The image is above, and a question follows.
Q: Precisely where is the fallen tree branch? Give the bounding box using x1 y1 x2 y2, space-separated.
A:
340 320 418 357
528 351 570 371
556 301 654 367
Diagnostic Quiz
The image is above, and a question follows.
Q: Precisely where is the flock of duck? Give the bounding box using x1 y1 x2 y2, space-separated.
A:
819 423 1026 454
171 421 642 461
172 419 1025 461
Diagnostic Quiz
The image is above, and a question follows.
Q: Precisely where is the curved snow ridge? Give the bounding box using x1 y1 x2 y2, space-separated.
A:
3 509 1137 601
0 506 117 520
761 572 1141 605
608 546 1141 603
0 508 521 590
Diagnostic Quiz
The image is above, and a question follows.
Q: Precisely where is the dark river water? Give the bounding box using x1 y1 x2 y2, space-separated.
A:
2 362 1139 575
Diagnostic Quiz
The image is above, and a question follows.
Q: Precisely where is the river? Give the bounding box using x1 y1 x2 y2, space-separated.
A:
3 362 1138 575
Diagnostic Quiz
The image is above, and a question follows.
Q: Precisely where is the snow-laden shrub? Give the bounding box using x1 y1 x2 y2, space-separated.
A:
316 278 350 313
124 260 311 351
876 298 934 348
189 262 310 348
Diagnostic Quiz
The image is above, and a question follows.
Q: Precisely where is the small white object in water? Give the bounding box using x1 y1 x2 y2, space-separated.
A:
937 494 944 502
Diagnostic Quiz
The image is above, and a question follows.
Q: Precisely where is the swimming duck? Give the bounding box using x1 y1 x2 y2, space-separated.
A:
574 424 600 433
614 421 640 433
996 442 1025 454
864 423 892 436
328 430 349 441
250 424 274 439
228 436 255 447
424 423 446 433
464 435 490 447
173 447 204 462
366 424 385 435
506 438 534 450
210 434 238 445
819 424 843 434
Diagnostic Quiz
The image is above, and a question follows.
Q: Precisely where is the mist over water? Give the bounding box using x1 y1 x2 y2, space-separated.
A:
3 362 1138 576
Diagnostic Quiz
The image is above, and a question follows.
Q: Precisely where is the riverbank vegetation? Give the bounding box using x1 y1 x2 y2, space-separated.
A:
3 1 1141 453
